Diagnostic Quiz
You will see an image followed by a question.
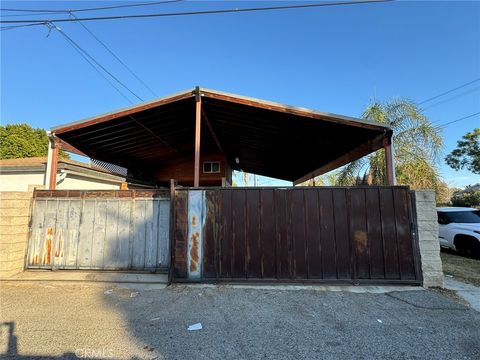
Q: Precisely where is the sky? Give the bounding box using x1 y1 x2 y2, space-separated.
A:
1 0 479 188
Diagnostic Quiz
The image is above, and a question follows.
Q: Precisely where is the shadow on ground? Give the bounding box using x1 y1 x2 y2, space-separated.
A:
1 283 480 359
101 284 480 359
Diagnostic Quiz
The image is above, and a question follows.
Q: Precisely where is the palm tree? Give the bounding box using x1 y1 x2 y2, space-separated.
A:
336 98 443 189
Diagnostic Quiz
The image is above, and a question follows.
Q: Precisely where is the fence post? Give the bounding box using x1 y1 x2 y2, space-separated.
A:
168 179 177 284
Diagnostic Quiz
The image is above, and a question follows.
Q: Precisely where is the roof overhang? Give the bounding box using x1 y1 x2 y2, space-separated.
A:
51 87 391 183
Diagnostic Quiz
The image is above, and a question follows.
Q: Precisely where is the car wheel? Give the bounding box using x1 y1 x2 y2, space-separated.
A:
454 235 480 259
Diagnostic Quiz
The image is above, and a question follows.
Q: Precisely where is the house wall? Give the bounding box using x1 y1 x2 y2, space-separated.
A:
0 172 45 191
414 190 444 288
0 172 123 191
155 153 232 186
56 173 122 190
0 191 32 278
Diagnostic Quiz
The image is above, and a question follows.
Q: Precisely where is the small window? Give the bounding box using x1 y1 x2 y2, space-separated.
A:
203 161 220 173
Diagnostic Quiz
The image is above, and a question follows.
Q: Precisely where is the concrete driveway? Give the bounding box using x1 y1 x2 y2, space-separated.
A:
1 282 479 359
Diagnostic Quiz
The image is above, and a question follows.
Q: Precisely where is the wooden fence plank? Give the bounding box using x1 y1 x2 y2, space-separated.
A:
66 200 81 269
349 189 370 279
132 200 147 269
379 188 400 279
366 189 385 279
158 200 170 269
332 189 350 279
144 200 156 269
394 188 416 280
219 190 232 278
319 189 337 279
77 199 95 268
232 190 247 278
116 200 131 269
291 189 307 279
91 200 107 268
260 189 276 278
274 190 290 279
305 189 321 278
246 190 261 278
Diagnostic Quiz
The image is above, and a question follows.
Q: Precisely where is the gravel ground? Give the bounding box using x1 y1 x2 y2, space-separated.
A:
441 250 480 286
1 283 479 360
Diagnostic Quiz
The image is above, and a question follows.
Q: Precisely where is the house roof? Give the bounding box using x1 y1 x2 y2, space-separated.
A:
51 87 392 184
0 156 125 181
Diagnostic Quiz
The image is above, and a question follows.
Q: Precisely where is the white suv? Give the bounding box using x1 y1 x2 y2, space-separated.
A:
437 207 480 258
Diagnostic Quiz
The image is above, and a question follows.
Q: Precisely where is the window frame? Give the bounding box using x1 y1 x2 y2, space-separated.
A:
203 161 221 174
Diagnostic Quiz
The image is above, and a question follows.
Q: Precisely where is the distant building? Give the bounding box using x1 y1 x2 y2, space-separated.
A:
0 157 150 191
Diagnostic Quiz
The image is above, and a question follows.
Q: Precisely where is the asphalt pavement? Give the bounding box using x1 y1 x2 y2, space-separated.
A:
1 282 479 359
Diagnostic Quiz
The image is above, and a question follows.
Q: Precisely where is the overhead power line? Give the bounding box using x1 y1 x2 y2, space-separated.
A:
54 25 134 104
49 23 143 103
0 23 39 31
0 0 394 25
68 12 157 97
419 78 480 105
434 112 480 129
1 12 67 18
2 1 183 14
424 85 480 112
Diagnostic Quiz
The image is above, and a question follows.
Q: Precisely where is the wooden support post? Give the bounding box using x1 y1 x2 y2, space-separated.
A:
384 137 395 186
49 141 59 190
168 179 177 284
194 88 202 187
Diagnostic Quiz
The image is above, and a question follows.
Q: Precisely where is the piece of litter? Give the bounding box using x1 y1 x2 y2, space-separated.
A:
150 317 161 321
377 319 383 323
187 323 203 331
130 292 139 298
104 289 113 295
446 274 453 278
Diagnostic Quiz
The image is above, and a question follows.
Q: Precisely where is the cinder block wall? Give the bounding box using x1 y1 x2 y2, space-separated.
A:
414 190 444 288
0 191 32 278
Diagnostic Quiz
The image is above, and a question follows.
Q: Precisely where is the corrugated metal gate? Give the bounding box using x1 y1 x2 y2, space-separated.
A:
173 187 421 284
27 190 170 271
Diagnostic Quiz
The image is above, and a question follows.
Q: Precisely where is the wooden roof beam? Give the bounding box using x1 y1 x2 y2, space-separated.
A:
293 133 388 186
201 108 224 154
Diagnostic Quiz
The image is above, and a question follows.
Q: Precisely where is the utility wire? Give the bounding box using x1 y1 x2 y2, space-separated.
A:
418 78 480 105
434 112 480 129
69 12 157 97
0 0 394 25
50 23 143 102
2 1 183 14
423 85 480 111
47 23 134 104
0 23 39 31
2 12 67 18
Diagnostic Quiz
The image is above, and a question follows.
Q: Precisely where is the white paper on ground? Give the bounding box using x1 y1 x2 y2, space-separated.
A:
187 323 203 331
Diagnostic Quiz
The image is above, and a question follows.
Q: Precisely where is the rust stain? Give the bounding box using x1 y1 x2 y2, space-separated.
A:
189 232 199 273
191 215 197 227
354 230 368 253
43 227 54 265
55 230 63 257
46 239 52 264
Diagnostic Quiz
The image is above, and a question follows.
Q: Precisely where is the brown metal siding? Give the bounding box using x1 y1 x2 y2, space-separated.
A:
174 187 421 284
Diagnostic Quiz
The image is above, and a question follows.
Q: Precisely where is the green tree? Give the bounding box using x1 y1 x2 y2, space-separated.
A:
451 185 480 208
445 128 480 175
0 123 68 159
336 98 443 190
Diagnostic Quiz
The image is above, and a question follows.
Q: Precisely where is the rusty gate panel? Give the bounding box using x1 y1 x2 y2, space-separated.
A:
27 190 170 271
173 187 421 284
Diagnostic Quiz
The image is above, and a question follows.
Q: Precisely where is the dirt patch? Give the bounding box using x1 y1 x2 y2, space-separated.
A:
429 287 470 308
441 250 480 286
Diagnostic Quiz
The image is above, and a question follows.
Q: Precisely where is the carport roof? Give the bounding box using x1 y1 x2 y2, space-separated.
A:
52 87 392 184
